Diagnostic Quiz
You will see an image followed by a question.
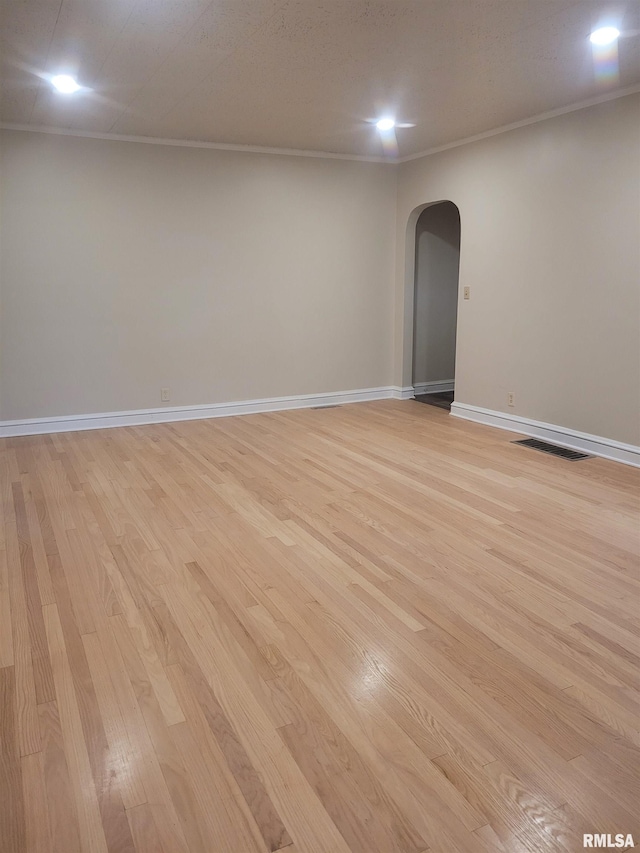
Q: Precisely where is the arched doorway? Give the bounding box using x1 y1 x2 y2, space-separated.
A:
412 201 461 410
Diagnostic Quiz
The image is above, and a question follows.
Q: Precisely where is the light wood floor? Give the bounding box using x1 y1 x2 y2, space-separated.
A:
1 400 638 853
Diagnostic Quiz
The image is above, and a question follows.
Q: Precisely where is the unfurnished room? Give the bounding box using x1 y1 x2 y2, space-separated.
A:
0 2 639 852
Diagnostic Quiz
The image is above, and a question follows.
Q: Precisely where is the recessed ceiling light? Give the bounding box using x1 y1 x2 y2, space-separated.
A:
589 26 620 45
51 75 82 94
376 117 395 131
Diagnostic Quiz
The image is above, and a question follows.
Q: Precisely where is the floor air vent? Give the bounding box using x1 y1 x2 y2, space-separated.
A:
512 438 590 461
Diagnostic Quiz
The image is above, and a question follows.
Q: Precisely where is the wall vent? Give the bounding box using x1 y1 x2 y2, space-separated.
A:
512 438 590 461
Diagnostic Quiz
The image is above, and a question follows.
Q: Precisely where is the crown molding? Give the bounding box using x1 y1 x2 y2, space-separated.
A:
2 85 638 166
397 85 640 164
0 122 391 164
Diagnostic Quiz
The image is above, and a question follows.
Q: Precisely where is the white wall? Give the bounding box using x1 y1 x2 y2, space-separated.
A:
1 94 639 449
395 94 640 446
0 130 396 420
413 202 460 386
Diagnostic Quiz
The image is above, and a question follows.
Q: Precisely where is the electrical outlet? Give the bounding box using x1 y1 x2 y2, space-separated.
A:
463 286 470 300
161 388 170 403
507 392 515 407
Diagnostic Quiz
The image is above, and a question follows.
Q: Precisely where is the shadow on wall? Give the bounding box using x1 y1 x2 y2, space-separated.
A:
412 201 461 395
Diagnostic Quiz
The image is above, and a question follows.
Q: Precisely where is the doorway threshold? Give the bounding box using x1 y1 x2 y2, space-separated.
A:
414 391 454 411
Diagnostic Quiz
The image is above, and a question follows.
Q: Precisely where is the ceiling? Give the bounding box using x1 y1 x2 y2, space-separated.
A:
1 1 639 159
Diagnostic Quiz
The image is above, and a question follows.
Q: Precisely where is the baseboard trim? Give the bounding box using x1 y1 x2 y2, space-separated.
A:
414 380 454 395
450 402 640 468
0 386 409 437
396 386 416 400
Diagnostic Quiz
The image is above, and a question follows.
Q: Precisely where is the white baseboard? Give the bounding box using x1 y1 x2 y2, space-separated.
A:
396 386 416 400
413 380 454 395
0 386 409 438
450 402 640 468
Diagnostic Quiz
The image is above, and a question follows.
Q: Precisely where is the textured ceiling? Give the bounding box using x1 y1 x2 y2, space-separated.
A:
1 1 639 158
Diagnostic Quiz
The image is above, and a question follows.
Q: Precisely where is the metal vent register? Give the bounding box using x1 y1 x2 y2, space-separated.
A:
512 438 591 461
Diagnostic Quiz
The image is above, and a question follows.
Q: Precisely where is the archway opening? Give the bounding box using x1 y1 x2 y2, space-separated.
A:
411 201 461 411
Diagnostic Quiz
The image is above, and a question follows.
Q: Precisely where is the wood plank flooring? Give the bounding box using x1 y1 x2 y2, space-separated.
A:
0 399 638 853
